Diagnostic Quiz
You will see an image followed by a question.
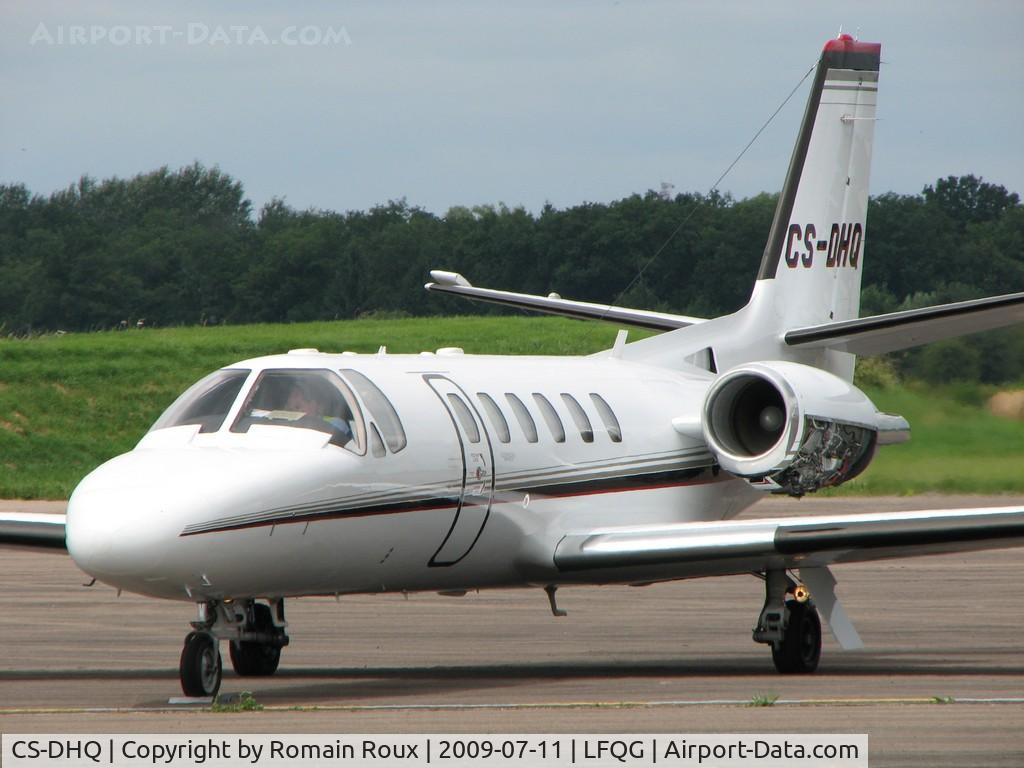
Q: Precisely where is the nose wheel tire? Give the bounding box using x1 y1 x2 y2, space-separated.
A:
229 603 282 677
772 600 821 674
180 631 222 697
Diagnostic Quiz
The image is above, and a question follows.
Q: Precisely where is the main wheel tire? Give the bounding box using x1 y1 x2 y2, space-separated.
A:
229 603 281 677
771 600 822 674
180 631 222 697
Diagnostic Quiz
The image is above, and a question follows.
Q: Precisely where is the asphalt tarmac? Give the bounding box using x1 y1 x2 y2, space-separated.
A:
1 495 1022 767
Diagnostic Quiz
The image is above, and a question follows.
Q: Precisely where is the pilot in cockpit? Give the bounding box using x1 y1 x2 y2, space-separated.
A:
239 372 355 448
283 379 325 417
282 378 354 447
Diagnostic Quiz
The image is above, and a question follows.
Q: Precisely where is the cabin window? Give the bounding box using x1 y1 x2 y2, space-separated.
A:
505 393 538 443
532 393 565 443
477 393 510 443
151 368 250 434
589 393 622 442
369 423 387 457
561 393 594 443
341 368 407 453
230 369 366 453
446 393 481 443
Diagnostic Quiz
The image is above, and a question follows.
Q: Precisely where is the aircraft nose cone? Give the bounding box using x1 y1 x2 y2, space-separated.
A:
66 440 353 598
66 455 175 581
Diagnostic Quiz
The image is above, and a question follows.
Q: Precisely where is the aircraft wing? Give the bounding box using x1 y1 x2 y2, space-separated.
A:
425 270 704 332
784 291 1024 355
555 505 1024 580
0 512 67 551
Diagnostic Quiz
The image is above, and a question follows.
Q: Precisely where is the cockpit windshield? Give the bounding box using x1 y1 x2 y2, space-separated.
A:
150 369 250 434
230 369 366 452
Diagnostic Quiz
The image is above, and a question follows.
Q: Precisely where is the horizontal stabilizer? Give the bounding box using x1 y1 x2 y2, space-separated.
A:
555 505 1024 578
785 291 1024 355
426 270 703 332
0 512 67 551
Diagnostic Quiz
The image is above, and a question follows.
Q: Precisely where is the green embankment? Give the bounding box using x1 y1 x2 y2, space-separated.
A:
1 317 1021 499
837 385 1024 495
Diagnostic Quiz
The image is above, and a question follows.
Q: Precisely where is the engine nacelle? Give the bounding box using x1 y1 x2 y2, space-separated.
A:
702 361 909 496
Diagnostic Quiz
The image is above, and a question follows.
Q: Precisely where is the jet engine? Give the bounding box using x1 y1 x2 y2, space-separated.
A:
702 361 909 497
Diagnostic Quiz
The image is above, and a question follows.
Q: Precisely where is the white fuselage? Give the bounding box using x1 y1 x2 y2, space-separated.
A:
66 350 761 602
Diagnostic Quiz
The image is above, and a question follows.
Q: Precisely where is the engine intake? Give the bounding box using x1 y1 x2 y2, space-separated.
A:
708 375 788 458
702 361 908 496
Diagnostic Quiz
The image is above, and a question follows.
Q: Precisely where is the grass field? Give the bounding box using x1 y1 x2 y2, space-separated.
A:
831 384 1024 495
1 316 1021 499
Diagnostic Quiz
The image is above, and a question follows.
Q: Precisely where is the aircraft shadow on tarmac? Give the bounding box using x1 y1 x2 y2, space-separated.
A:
6 651 1022 707
219 652 1024 705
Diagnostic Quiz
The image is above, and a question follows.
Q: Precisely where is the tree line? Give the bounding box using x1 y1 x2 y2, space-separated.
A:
0 165 1021 382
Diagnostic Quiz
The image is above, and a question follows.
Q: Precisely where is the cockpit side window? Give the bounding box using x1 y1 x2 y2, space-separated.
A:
230 369 366 453
150 369 250 434
340 369 407 453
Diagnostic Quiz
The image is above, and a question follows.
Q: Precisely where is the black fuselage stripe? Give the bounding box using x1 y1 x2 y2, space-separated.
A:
181 497 459 535
180 469 724 536
522 467 714 497
182 454 710 533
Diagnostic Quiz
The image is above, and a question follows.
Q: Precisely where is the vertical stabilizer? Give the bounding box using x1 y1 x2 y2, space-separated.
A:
623 36 881 378
757 35 880 330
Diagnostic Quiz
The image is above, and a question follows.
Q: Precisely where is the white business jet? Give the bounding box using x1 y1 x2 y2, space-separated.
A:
3 35 1024 699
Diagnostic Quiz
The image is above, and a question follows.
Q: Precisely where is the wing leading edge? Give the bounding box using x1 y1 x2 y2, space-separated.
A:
427 271 1024 353
555 505 1024 579
425 270 703 332
0 512 67 551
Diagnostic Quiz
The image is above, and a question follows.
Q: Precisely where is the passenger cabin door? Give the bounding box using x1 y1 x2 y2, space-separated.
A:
423 375 495 566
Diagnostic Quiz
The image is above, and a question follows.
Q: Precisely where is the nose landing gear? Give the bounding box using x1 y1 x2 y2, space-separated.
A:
180 631 222 698
178 598 289 697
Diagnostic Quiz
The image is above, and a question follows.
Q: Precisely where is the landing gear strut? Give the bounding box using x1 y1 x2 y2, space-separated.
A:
178 598 289 697
753 570 822 673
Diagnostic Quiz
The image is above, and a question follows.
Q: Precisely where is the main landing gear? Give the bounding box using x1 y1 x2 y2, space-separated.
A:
229 601 286 677
179 598 290 698
752 569 822 674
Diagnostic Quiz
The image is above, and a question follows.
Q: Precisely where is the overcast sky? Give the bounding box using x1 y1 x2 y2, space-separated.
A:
2 1 1022 215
